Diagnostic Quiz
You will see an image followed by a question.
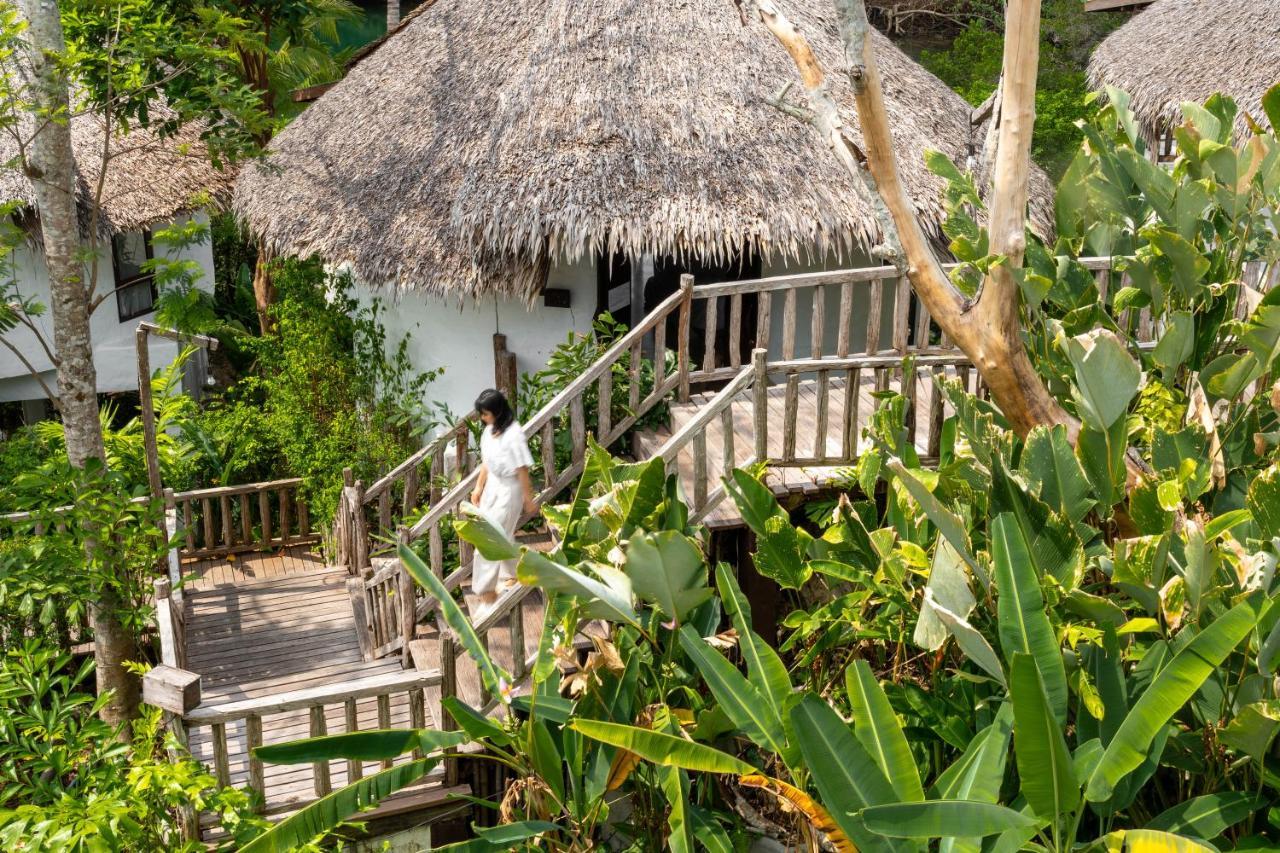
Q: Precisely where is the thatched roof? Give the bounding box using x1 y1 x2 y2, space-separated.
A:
0 6 233 234
235 0 1055 300
0 107 234 235
1088 0 1280 141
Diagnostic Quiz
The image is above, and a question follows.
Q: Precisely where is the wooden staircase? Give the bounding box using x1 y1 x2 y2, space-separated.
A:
162 258 1127 840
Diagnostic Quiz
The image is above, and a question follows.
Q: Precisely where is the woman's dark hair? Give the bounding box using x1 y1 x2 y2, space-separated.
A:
474 388 515 435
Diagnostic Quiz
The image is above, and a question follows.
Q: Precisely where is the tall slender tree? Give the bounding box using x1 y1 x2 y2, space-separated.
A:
742 0 1148 475
18 0 138 727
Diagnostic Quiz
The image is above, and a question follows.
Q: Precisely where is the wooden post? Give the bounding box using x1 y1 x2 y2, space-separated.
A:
166 714 200 839
142 664 201 714
341 468 355 573
693 430 708 509
398 528 417 669
348 576 375 661
136 327 162 500
352 480 369 573
246 714 265 810
310 705 331 796
344 698 363 782
440 636 460 785
752 348 769 462
677 274 694 402
154 577 186 669
493 333 518 399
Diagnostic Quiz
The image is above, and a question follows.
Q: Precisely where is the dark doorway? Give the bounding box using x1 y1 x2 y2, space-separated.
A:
596 251 763 380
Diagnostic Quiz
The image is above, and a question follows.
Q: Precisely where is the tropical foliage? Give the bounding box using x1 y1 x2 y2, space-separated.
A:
920 0 1129 179
0 643 265 851
241 89 1280 851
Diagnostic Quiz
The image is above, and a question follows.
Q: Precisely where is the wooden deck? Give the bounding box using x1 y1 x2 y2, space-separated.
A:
636 370 955 527
182 561 443 819
183 543 326 592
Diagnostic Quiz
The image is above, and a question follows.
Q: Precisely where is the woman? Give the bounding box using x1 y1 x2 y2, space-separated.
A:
469 388 537 615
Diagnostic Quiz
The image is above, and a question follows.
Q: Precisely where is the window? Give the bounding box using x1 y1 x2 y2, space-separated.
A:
112 230 156 322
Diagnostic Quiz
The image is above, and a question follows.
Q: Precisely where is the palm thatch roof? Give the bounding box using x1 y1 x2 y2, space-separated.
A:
1088 0 1280 141
235 0 1055 301
0 109 235 235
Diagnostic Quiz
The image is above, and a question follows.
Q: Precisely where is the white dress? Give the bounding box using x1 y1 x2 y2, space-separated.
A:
472 422 534 595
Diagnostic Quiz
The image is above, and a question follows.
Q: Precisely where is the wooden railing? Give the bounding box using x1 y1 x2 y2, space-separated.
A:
347 550 418 661
182 668 441 814
335 417 480 576
169 478 318 560
400 281 697 633
657 351 978 521
687 267 933 385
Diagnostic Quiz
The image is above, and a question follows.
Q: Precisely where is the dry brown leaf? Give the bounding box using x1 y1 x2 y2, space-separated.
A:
739 775 857 853
705 628 740 651
1187 382 1226 490
590 635 625 674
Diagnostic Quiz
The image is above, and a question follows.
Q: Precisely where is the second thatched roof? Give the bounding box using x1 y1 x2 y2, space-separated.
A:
235 0 1055 301
1088 0 1280 140
0 109 235 235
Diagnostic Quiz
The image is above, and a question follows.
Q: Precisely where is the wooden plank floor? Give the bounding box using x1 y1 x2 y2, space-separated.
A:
637 369 969 527
183 564 438 819
182 542 326 592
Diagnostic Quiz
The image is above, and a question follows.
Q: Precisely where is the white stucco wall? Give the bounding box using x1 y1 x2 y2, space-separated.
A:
0 212 217 404
354 255 598 422
357 249 914 430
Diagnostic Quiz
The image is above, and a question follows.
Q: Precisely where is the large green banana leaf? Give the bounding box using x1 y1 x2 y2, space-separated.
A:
1086 593 1272 802
846 659 924 802
239 758 437 853
1010 653 1079 819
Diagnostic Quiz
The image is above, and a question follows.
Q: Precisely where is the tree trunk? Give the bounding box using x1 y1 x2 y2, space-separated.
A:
752 0 1074 440
20 0 140 729
388 0 401 30
252 246 276 334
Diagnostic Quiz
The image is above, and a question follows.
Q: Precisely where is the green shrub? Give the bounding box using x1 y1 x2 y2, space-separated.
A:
194 258 440 526
0 642 265 852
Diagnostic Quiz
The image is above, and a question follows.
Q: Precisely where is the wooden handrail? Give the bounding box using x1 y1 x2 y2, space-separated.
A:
170 478 303 502
184 668 442 725
406 284 692 542
690 256 1118 298
654 367 755 463
363 416 475 503
1 479 301 528
522 287 689 437
766 353 973 374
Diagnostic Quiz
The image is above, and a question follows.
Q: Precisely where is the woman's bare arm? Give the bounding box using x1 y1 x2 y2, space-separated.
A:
518 467 536 515
471 464 488 505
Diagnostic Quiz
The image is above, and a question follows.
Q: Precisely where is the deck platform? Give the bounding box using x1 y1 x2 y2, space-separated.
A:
184 542 326 592
182 557 444 822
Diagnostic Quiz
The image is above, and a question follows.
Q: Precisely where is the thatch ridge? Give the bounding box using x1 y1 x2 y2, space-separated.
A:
235 0 1056 300
1088 0 1280 140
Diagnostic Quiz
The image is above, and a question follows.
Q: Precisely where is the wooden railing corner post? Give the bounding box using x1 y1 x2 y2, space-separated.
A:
440 635 460 785
677 273 695 403
752 348 769 462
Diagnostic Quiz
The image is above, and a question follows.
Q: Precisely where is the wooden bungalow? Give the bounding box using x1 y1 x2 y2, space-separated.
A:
234 0 1055 418
159 1 1079 840
1088 0 1280 160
